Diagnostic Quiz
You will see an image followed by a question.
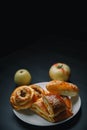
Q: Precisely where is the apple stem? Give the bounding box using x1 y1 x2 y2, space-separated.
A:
20 71 23 73
57 64 63 69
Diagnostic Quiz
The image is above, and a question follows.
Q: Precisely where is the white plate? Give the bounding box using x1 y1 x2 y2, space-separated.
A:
13 82 81 126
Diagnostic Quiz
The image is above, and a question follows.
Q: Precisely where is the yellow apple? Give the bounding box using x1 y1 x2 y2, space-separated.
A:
49 63 71 81
14 69 32 85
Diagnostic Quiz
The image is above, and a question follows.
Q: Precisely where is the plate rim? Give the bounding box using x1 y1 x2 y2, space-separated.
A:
13 81 81 126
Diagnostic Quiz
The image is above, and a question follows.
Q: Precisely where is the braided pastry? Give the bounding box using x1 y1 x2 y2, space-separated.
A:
10 85 35 110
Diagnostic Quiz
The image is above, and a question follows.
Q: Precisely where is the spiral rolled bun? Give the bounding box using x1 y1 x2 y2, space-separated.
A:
29 84 46 101
10 85 35 110
46 80 79 97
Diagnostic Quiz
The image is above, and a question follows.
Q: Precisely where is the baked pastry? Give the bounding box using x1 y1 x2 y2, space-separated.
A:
53 109 73 122
29 84 46 101
30 97 53 122
10 82 74 123
46 80 79 97
31 93 73 122
62 96 72 111
42 93 66 117
10 85 35 110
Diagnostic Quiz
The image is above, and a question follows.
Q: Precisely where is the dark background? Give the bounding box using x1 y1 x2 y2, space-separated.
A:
0 26 87 130
0 26 87 58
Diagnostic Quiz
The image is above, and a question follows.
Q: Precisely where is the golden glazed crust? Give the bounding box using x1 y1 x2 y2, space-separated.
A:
29 84 46 101
62 96 72 111
10 85 35 110
42 93 66 117
31 95 73 123
46 80 79 97
30 97 55 122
